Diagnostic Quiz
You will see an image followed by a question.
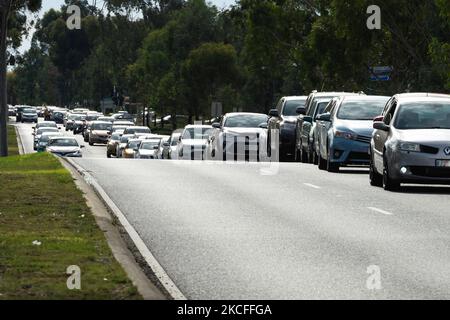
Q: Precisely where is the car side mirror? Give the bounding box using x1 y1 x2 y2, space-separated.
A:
32 133 35 136
259 123 268 129
296 107 306 115
316 113 331 122
163 142 170 147
80 145 85 148
153 145 159 150
373 122 390 131
269 109 279 118
302 116 313 123
212 123 221 129
373 115 384 122
32 127 35 129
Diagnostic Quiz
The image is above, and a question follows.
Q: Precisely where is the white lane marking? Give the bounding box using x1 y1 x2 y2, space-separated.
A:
64 158 187 300
368 207 394 216
304 183 321 189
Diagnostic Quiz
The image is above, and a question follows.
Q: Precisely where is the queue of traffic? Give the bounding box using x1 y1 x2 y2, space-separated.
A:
9 90 450 191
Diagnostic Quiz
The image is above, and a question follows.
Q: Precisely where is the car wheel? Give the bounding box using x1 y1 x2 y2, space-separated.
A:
312 150 319 165
300 147 308 163
383 158 400 191
369 154 383 187
107 152 111 159
318 153 327 170
89 140 93 146
294 146 301 163
326 146 339 173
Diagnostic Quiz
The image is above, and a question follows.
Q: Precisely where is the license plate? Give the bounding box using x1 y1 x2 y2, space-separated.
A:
436 160 450 167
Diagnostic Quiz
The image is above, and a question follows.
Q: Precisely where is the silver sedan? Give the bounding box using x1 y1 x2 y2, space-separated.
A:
370 93 450 190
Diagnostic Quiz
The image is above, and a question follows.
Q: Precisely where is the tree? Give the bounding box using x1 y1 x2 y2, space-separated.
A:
182 42 240 119
0 0 42 157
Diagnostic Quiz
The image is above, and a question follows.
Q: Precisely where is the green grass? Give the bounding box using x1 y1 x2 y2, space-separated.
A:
7 125 19 156
0 153 141 300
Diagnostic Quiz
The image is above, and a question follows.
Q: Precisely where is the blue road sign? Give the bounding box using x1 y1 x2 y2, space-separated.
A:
370 75 390 81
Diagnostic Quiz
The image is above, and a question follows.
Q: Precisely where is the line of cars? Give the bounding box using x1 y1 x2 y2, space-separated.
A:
12 89 450 191
30 121 85 157
265 91 450 191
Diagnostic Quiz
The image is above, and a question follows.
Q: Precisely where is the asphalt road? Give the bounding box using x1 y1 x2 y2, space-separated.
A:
15 119 450 299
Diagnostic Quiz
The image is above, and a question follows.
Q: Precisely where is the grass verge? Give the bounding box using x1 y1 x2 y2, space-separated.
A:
7 125 19 156
0 152 141 300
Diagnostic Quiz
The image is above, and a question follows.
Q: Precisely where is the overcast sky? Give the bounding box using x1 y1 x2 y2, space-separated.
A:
20 0 236 53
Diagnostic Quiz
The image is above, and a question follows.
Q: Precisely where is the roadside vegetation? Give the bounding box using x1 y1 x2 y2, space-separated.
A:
0 152 141 299
7 1 449 126
7 125 18 156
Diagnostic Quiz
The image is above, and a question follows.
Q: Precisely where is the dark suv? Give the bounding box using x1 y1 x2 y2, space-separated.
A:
267 96 307 161
295 91 365 163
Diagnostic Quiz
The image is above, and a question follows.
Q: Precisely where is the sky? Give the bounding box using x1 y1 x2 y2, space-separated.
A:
19 0 236 53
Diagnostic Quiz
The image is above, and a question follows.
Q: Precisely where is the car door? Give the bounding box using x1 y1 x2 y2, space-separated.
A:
317 100 336 158
268 99 283 140
373 100 397 170
296 94 314 149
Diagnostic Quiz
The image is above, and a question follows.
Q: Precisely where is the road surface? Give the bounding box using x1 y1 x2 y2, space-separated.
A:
14 118 450 299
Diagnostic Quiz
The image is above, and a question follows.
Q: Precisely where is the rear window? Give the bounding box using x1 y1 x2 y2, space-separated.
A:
283 100 306 116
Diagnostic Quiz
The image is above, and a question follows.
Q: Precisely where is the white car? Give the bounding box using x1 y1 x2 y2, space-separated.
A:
168 132 182 160
176 125 213 160
135 139 162 159
46 137 84 158
206 113 269 162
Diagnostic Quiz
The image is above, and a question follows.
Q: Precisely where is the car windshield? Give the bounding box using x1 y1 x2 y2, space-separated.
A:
127 127 150 134
37 128 58 135
40 134 61 142
120 136 132 143
92 123 112 131
394 101 450 129
224 115 269 128
183 128 213 139
38 123 57 128
111 134 121 141
48 138 78 147
337 100 388 121
283 100 306 116
74 115 86 121
127 141 141 149
23 109 36 114
86 115 100 121
141 141 160 150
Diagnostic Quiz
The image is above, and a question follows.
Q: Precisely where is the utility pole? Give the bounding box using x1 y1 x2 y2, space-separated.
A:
0 0 11 157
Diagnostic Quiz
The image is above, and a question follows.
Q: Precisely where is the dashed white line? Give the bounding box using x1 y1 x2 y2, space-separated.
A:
367 207 394 216
304 183 321 189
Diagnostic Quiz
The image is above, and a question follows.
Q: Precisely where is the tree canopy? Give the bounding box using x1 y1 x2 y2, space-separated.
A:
7 0 450 119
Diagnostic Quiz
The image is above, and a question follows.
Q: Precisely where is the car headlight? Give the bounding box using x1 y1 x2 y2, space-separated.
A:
398 142 421 152
334 130 357 140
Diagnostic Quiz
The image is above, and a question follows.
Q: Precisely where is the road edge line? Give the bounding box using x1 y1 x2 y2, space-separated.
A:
15 125 25 155
63 158 187 301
